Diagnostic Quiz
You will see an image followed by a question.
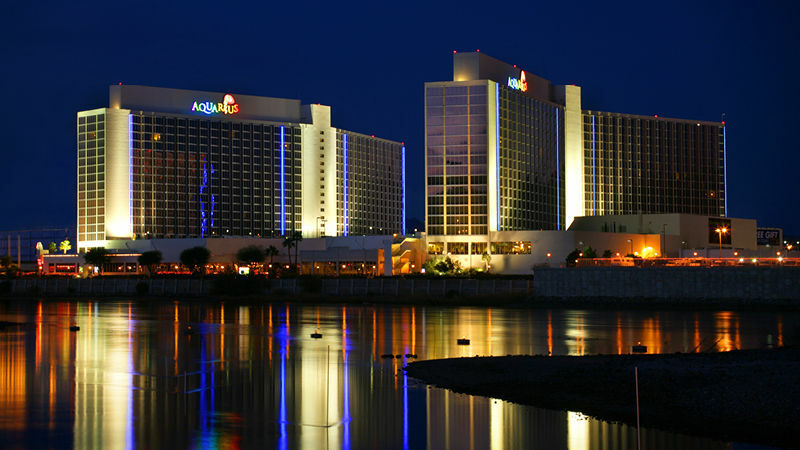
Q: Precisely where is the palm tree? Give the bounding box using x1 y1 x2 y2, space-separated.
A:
291 231 303 272
282 231 304 273
265 245 280 268
282 235 296 268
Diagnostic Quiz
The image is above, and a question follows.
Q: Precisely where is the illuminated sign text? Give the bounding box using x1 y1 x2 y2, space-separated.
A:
191 93 239 115
507 71 528 92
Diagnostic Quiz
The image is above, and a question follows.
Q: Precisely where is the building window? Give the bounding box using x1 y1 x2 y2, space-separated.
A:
472 242 487 254
490 241 532 254
427 242 444 255
447 242 468 254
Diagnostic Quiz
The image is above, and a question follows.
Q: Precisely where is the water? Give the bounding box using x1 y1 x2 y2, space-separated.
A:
0 300 795 449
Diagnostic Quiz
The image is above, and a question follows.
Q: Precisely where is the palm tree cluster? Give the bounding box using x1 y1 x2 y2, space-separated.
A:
234 236 301 276
281 231 303 272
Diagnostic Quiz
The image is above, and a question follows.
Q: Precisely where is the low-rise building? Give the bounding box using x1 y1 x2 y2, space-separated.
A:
568 213 757 257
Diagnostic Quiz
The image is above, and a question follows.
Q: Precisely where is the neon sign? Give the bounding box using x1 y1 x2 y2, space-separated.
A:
191 94 239 115
507 71 528 92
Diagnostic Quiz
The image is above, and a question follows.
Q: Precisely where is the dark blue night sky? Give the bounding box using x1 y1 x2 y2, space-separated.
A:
1 1 798 233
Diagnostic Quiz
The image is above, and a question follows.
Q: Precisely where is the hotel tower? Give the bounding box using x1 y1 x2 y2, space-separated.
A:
425 52 726 243
77 85 405 251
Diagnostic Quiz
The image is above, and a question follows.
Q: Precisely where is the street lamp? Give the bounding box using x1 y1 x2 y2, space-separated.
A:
715 227 728 258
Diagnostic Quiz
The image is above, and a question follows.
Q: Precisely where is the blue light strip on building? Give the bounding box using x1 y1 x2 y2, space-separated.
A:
210 164 215 230
280 126 286 236
200 160 208 238
555 109 560 230
401 146 406 235
343 133 349 236
495 83 501 231
723 124 727 215
592 115 596 214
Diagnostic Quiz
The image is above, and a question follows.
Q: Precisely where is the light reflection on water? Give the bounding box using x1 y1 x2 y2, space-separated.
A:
0 300 795 449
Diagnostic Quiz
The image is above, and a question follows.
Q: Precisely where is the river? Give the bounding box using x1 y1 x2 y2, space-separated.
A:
0 300 795 449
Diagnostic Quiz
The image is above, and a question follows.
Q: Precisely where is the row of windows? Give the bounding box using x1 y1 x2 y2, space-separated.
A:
427 241 531 255
337 132 404 235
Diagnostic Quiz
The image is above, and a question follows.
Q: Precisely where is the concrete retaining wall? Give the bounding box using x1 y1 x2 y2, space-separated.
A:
532 267 798 300
5 267 799 300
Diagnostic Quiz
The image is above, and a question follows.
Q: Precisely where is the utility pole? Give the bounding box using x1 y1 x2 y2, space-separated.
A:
635 366 641 450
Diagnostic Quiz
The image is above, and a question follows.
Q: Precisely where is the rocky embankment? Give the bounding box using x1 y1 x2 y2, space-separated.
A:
405 348 799 448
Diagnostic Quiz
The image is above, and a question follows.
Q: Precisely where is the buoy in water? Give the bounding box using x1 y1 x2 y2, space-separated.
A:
457 338 470 345
185 325 195 335
380 354 394 359
632 344 647 353
405 353 417 358
69 325 80 332
310 330 322 339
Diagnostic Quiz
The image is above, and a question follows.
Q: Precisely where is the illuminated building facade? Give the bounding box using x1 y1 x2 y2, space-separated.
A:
425 53 567 236
77 85 404 250
582 111 725 217
424 52 726 257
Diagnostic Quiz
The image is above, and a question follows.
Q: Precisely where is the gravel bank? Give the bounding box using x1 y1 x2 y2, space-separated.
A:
405 348 799 448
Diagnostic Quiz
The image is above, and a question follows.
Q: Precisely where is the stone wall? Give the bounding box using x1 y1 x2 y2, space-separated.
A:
532 267 798 300
5 267 799 301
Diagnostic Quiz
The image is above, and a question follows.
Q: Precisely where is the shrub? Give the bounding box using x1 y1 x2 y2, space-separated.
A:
424 256 462 276
180 246 211 274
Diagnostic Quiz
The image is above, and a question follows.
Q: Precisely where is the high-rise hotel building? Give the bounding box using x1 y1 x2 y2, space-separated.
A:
77 85 405 250
425 52 726 238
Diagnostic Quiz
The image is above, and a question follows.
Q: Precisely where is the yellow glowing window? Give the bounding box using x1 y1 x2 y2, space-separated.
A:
427 242 444 255
152 133 161 141
490 241 532 254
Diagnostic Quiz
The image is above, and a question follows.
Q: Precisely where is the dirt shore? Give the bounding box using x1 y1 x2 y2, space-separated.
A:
405 348 799 448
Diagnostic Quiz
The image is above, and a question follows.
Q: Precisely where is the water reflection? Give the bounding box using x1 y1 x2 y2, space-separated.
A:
0 300 794 449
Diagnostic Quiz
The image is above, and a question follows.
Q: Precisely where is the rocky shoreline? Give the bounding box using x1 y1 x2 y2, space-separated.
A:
404 348 799 448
